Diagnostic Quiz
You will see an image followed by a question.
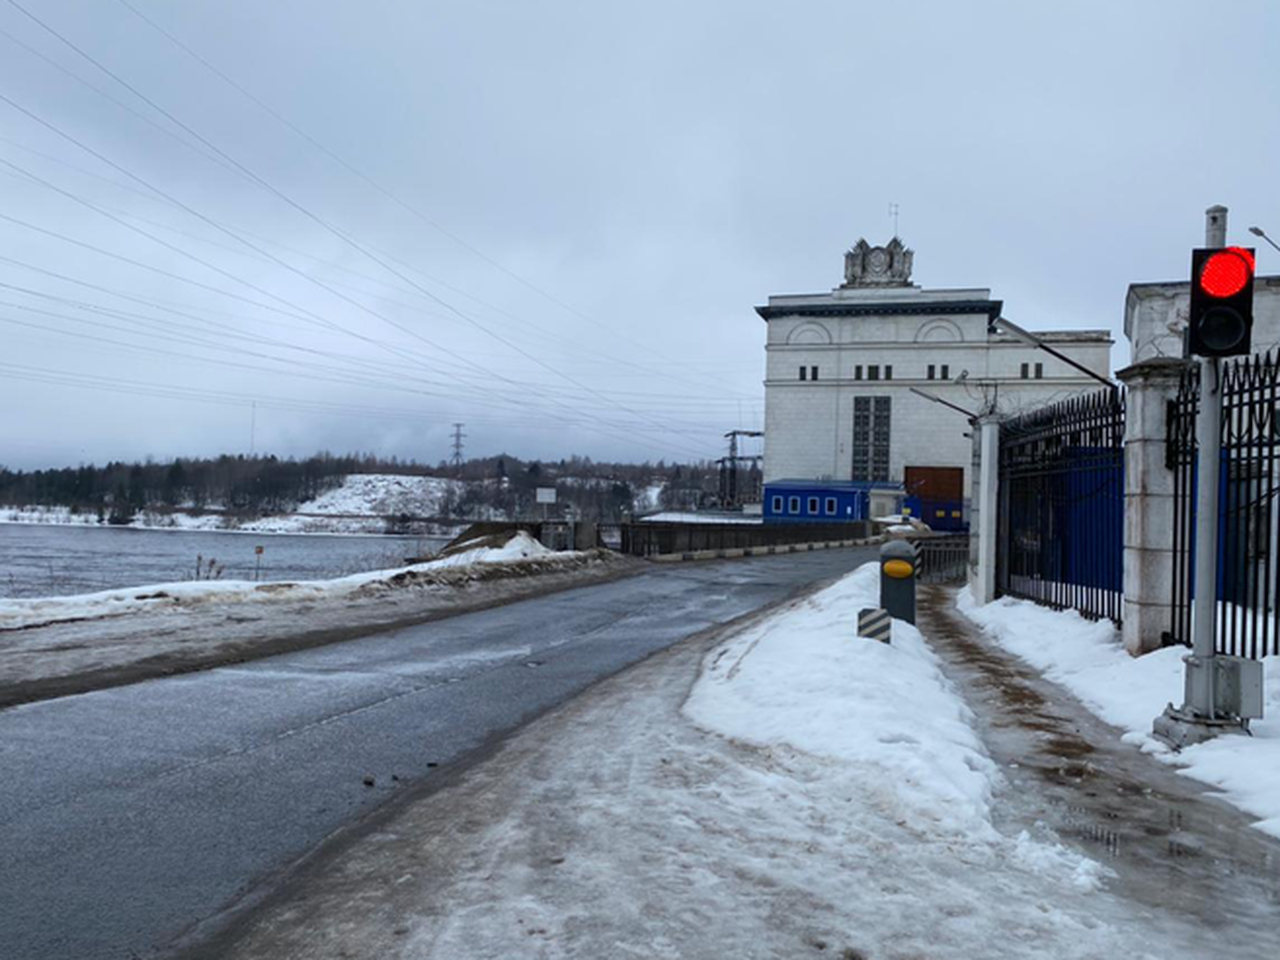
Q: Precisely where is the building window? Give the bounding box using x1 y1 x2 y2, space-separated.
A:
811 365 819 381
1035 362 1044 379
825 497 837 515
788 496 800 514
927 364 936 380
868 365 880 381
771 495 783 513
854 365 863 380
799 366 807 381
852 396 891 482
940 364 949 380
1020 362 1029 379
885 365 893 380
807 497 819 514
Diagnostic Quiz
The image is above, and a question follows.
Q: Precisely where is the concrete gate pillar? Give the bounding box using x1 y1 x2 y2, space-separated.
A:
969 414 1002 605
1116 358 1190 655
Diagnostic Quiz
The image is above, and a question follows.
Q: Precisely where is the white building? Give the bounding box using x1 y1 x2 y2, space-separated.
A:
759 237 1112 518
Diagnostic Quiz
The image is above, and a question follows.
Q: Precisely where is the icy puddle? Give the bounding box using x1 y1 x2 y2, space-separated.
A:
919 586 1280 944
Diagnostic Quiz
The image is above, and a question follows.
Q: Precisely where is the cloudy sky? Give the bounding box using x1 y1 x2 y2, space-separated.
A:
1 0 1276 469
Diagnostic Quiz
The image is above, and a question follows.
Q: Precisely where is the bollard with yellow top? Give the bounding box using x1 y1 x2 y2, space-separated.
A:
879 540 916 625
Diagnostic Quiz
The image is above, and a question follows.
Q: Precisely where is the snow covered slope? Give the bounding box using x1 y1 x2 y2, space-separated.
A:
240 474 464 534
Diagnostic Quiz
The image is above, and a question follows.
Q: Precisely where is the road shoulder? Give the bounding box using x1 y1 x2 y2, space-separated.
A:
0 550 641 710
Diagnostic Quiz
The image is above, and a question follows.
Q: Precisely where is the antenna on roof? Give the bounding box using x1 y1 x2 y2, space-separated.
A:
888 202 900 238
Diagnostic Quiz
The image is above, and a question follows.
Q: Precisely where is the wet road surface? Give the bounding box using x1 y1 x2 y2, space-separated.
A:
919 586 1280 957
0 547 875 960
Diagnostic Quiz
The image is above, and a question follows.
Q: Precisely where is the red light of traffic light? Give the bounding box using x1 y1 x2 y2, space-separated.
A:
1199 247 1256 298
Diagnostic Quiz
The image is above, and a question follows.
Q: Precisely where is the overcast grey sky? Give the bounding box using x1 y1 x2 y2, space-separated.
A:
1 0 1276 469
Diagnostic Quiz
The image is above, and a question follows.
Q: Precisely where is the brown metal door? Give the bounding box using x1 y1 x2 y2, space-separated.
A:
904 466 964 501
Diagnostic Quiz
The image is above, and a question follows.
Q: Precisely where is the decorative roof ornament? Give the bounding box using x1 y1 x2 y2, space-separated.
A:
842 237 914 288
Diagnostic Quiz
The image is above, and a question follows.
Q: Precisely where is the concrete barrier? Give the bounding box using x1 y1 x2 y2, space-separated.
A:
645 536 884 563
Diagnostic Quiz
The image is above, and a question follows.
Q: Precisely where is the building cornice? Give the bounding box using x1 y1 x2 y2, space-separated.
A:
755 298 1003 322
766 336 1113 349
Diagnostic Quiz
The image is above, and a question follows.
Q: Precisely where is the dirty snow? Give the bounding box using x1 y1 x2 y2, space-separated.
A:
0 532 556 631
218 562 1215 960
958 587 1280 839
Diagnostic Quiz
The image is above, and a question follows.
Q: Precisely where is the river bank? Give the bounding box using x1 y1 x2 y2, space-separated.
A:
0 534 639 710
0 523 454 599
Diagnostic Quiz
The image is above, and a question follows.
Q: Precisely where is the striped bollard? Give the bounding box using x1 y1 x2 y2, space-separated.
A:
858 607 892 643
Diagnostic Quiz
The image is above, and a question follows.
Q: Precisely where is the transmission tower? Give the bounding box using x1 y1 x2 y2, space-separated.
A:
718 430 763 508
450 422 466 467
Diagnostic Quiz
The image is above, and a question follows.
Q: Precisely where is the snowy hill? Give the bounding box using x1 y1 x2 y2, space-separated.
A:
239 474 466 534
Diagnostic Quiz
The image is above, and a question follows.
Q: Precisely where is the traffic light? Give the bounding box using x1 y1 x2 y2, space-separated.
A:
1187 246 1256 357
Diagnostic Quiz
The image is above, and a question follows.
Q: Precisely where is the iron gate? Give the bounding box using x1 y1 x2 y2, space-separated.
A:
997 387 1125 622
1167 353 1280 659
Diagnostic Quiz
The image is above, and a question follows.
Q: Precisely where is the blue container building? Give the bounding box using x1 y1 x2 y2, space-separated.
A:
763 479 904 524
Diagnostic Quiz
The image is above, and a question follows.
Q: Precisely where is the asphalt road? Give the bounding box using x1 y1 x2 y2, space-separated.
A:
1 547 877 960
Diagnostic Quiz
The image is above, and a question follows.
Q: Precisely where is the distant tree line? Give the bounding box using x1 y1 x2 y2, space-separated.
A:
0 451 730 525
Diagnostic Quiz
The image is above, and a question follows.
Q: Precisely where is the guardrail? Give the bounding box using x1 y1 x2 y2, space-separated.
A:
916 534 970 584
615 520 873 557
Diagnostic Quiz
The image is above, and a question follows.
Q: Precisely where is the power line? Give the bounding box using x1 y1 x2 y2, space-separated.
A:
0 107 762 399
0 256 758 417
0 108 712 457
0 3 722 447
110 0 750 394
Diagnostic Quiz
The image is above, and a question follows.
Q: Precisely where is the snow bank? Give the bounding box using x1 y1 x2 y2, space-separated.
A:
958 587 1280 839
686 563 1108 894
688 564 996 836
0 533 560 631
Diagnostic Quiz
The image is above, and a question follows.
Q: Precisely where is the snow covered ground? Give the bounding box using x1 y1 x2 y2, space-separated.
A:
218 562 1220 960
958 588 1280 839
636 510 762 524
635 481 665 513
0 474 468 536
0 532 555 631
240 474 465 534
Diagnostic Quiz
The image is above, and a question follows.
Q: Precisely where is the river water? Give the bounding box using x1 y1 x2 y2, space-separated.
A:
0 524 453 599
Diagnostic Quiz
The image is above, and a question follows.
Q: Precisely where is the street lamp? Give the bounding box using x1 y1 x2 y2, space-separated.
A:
1248 225 1280 255
988 316 1115 388
907 386 977 420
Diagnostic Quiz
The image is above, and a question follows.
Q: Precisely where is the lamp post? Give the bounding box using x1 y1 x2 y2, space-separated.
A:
1248 225 1280 255
988 317 1115 389
907 386 977 420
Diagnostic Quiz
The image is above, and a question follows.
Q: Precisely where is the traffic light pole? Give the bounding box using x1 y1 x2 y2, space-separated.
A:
1153 205 1257 748
1188 355 1222 716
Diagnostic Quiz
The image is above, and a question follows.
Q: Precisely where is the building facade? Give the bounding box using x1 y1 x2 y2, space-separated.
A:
759 237 1112 522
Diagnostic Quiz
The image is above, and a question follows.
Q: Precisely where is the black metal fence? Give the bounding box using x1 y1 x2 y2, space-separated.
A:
916 534 970 583
617 520 871 557
1167 353 1280 659
997 387 1125 622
